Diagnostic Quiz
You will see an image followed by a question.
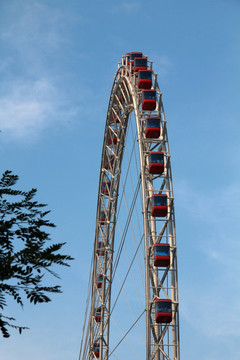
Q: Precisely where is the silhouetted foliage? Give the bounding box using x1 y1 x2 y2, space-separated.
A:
0 171 73 337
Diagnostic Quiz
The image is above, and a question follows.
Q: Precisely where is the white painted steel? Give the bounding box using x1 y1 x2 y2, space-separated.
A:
79 54 180 360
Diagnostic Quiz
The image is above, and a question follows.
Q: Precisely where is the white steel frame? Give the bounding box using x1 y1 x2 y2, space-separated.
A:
80 54 180 360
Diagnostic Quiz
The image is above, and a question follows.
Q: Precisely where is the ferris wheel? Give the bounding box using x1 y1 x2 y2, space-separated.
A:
79 52 180 360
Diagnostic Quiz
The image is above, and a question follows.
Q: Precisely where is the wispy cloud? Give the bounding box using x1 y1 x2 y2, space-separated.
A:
0 2 81 141
176 179 240 337
0 79 68 139
112 1 141 13
1 2 67 54
181 284 240 338
176 179 240 271
175 180 240 224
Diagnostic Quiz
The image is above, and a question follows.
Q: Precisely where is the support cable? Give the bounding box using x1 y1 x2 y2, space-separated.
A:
78 255 94 360
110 234 144 315
111 316 142 360
112 177 141 280
108 309 146 358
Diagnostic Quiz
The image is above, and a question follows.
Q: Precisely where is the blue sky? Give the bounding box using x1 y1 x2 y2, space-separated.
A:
0 0 240 359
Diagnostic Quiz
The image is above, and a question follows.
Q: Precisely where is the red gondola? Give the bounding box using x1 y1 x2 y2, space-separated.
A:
96 241 105 256
134 57 148 72
94 308 101 322
110 111 121 123
99 210 106 225
145 117 160 138
142 90 156 111
148 152 164 174
96 274 103 288
151 194 168 217
107 136 117 145
153 243 170 267
155 299 172 324
102 181 110 195
93 343 100 358
104 155 114 170
127 52 143 65
138 70 152 89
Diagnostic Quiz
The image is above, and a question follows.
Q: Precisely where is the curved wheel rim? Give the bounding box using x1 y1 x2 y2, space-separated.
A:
80 54 180 360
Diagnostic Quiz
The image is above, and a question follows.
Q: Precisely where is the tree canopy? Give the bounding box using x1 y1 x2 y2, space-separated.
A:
0 170 73 337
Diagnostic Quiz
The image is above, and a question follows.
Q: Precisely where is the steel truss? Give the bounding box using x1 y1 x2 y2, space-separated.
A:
80 54 180 360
